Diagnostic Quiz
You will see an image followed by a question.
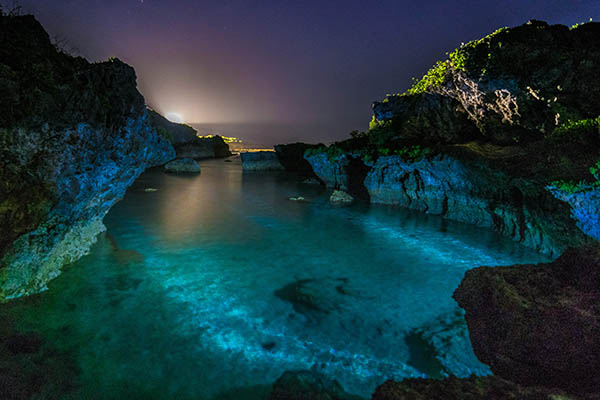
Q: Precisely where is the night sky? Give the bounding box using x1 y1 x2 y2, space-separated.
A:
17 0 600 145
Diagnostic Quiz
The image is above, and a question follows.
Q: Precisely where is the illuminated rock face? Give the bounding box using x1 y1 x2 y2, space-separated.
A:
372 20 600 146
0 15 175 301
305 152 590 256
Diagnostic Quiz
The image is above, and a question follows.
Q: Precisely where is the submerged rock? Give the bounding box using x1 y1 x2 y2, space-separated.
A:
270 370 360 400
453 245 600 395
241 151 285 171
329 190 354 205
164 158 201 173
0 15 175 301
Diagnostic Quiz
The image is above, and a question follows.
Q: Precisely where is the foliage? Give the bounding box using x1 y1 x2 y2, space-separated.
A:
304 145 345 162
393 145 430 161
403 27 509 96
550 160 600 194
550 116 600 146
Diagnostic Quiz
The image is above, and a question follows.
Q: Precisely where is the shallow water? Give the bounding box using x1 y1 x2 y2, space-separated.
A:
0 158 548 399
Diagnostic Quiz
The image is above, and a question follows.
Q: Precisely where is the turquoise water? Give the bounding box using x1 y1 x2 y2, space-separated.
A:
0 158 547 399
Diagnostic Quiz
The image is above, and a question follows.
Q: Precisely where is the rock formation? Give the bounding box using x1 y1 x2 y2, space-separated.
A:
0 14 175 301
148 110 231 159
274 142 322 179
304 20 600 256
241 151 285 171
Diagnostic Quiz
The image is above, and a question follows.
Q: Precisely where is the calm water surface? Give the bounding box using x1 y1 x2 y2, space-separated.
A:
1 158 547 399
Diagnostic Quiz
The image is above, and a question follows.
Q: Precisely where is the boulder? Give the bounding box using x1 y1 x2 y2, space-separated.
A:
241 151 284 171
453 245 600 395
164 158 201 173
329 190 354 205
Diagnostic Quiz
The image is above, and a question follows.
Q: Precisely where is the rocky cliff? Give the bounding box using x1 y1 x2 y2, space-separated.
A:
305 20 600 256
148 110 231 159
0 14 175 301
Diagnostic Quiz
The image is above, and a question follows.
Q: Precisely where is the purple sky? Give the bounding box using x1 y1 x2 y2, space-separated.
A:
16 0 600 144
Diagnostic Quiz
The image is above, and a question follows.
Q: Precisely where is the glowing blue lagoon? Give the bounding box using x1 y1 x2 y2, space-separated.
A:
1 159 547 399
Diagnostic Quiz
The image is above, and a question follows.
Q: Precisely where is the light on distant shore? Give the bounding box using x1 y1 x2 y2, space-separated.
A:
166 112 185 124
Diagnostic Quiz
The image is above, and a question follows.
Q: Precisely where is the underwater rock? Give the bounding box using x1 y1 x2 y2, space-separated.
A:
329 190 354 205
148 110 231 159
274 142 321 179
0 15 175 301
453 245 600 395
241 151 285 171
270 370 360 400
164 158 201 173
371 376 569 400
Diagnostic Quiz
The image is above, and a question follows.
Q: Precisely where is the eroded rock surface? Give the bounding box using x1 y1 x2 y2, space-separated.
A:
453 245 600 395
0 15 175 301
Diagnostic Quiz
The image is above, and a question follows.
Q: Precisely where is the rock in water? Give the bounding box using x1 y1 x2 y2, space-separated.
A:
241 151 284 171
329 190 354 205
453 245 600 395
274 142 321 178
164 158 201 173
0 15 175 301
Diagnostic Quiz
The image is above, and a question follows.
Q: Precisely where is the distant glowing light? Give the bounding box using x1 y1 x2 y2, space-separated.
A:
166 112 185 124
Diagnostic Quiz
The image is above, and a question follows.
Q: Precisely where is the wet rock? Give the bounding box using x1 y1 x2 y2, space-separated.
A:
453 245 600 395
371 376 569 400
164 158 201 173
274 142 321 179
270 370 358 400
241 151 285 171
329 190 354 205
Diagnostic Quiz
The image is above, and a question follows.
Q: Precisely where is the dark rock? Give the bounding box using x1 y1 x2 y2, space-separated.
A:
0 15 175 301
148 110 231 159
453 245 600 395
241 151 284 171
274 142 321 178
270 370 359 400
371 376 570 400
164 158 201 173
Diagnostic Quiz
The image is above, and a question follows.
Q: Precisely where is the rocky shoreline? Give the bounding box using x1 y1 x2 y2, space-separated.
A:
2 11 600 400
